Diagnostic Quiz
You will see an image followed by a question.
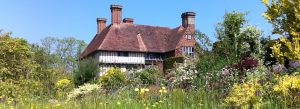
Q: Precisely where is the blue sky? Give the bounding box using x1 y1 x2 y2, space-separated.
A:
0 0 273 43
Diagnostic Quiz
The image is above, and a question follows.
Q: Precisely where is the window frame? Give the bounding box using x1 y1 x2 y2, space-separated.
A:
182 46 194 56
185 34 192 40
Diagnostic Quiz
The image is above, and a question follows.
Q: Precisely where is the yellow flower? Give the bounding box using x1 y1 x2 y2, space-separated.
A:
140 89 145 94
134 88 139 92
117 101 121 105
159 87 167 94
159 89 163 93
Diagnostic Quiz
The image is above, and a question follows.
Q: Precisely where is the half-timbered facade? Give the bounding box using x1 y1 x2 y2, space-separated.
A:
80 4 196 74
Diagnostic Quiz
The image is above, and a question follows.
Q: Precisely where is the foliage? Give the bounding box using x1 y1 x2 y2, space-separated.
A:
237 26 263 56
225 79 263 108
270 37 300 64
55 79 73 98
272 73 300 107
0 79 44 101
262 0 300 67
262 39 277 65
197 52 236 88
216 11 247 42
163 56 185 71
168 62 198 89
130 67 161 86
73 58 99 86
214 11 263 59
262 0 300 38
39 37 86 73
67 83 101 100
0 32 34 81
99 67 126 90
195 30 212 51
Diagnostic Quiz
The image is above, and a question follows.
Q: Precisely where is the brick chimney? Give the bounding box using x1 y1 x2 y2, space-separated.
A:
181 12 196 29
123 18 134 24
97 18 106 34
110 4 122 24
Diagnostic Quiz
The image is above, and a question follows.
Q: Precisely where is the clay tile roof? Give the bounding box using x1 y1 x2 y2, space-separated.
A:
80 23 185 58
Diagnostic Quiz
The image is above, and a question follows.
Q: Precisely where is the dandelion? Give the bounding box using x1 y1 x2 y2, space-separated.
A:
117 101 121 105
159 87 167 94
140 89 145 94
134 88 139 92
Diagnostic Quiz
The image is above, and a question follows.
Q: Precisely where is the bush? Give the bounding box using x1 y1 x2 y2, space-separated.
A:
73 58 99 86
164 56 185 71
130 67 161 86
67 83 101 100
0 79 44 102
225 79 263 108
55 79 73 98
167 62 198 89
272 73 300 107
0 33 34 81
99 68 126 90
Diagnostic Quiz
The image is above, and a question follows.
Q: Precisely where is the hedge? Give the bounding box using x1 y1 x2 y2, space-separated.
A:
164 56 185 71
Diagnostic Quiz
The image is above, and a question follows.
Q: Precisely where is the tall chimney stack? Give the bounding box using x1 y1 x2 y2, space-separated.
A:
181 12 196 28
110 4 122 24
97 18 106 34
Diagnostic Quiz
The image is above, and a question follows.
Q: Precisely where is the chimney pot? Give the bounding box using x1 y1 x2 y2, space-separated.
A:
181 12 196 28
123 18 134 24
110 4 122 24
97 18 106 34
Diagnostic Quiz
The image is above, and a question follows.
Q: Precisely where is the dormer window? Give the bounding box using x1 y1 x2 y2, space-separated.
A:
185 34 192 40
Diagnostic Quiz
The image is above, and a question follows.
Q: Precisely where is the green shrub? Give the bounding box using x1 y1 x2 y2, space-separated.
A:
73 58 99 86
55 79 73 98
99 67 126 90
131 67 161 86
164 56 185 71
168 62 198 89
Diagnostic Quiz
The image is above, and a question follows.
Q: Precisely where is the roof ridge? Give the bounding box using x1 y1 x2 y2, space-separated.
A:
132 24 175 30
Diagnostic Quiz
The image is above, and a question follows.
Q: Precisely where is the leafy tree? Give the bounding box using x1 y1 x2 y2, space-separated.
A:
216 11 247 43
237 26 263 56
262 0 300 64
0 31 34 81
73 58 99 86
195 30 212 51
39 37 86 73
262 0 300 38
214 11 263 58
214 11 248 61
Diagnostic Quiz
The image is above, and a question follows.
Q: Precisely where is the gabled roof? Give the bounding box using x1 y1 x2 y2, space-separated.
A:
80 23 186 58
